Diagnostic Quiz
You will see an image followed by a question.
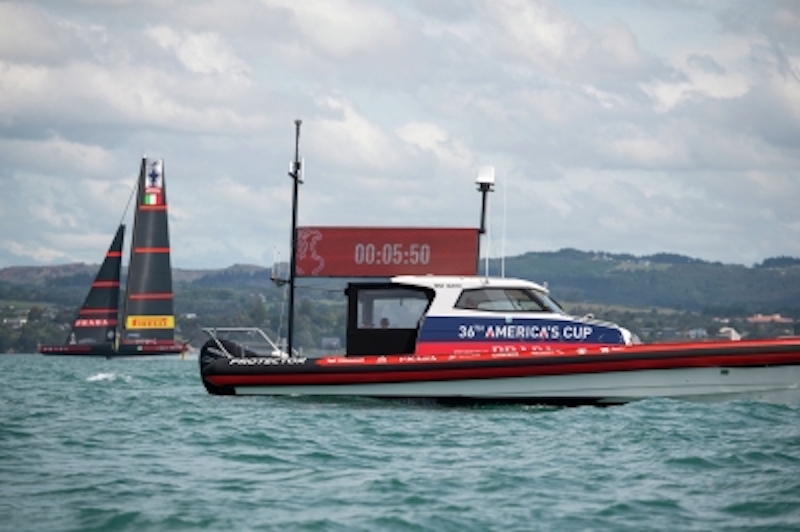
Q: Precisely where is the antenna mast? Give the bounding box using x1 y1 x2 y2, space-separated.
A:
475 166 495 276
287 120 302 356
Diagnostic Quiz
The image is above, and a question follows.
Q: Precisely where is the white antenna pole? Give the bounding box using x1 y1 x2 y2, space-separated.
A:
501 171 507 278
476 166 495 278
485 194 490 277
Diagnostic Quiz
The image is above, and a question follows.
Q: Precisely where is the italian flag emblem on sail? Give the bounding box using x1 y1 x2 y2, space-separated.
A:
144 192 161 205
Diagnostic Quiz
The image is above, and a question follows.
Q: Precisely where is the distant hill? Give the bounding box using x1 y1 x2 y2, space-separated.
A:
497 249 800 313
0 263 216 285
2 250 800 315
0 263 99 285
3 250 799 352
188 264 276 287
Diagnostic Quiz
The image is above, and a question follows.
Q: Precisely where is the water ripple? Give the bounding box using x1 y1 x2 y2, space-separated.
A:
2 355 800 531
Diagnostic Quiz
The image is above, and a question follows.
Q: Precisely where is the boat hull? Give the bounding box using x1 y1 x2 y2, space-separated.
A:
40 343 186 358
199 338 800 404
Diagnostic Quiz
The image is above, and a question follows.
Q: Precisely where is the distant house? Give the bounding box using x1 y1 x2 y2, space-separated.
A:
686 328 708 340
2 317 27 329
747 313 793 324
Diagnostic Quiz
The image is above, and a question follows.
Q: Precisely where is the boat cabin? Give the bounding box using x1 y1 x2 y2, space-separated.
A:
346 281 433 355
345 275 634 356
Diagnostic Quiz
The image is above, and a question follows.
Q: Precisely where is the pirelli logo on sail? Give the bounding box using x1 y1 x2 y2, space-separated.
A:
126 316 175 329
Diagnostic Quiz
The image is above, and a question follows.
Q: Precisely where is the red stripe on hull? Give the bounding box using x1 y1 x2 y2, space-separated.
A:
40 345 94 354
411 341 614 357
127 293 173 300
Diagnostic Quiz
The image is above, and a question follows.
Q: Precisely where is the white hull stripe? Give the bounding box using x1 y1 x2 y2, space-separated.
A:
232 366 800 403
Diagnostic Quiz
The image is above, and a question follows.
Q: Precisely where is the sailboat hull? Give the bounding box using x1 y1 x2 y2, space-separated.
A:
40 343 185 357
199 338 800 404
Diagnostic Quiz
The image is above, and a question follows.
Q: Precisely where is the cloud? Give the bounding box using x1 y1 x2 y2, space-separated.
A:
0 3 69 62
1 0 800 269
396 121 475 173
145 25 251 78
261 0 401 58
640 45 753 113
0 135 114 175
482 0 648 83
0 59 264 134
4 240 70 264
307 96 405 172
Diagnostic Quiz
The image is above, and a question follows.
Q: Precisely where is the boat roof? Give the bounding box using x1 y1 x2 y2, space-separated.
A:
390 275 549 294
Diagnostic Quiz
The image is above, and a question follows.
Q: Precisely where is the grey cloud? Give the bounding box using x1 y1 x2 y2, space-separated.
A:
1 0 799 268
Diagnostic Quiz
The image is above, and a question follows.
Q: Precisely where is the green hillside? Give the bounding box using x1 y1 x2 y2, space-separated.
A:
499 249 800 314
2 250 799 352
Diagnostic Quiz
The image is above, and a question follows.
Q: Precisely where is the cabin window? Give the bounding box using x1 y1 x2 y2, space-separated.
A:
455 288 562 313
357 288 431 329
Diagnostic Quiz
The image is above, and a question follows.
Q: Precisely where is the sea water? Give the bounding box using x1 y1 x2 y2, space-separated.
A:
1 354 799 532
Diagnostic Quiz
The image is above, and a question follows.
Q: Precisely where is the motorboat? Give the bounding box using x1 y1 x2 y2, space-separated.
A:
198 274 800 404
199 124 800 404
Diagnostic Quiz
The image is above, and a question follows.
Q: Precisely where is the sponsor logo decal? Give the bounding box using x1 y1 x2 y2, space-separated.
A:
75 318 115 327
125 315 175 329
484 324 594 340
455 322 597 341
229 357 308 365
143 159 164 205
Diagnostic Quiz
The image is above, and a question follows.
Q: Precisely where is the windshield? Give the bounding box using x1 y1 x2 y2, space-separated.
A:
455 287 563 313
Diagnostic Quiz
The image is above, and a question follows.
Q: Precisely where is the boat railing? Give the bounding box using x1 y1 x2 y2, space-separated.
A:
201 327 300 359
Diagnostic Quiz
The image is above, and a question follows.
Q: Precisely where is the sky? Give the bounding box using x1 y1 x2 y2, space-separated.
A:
1 0 799 270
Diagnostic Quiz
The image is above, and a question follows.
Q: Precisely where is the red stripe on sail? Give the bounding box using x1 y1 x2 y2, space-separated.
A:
79 308 118 315
134 247 170 253
92 280 120 288
107 251 122 258
128 293 173 300
139 204 168 211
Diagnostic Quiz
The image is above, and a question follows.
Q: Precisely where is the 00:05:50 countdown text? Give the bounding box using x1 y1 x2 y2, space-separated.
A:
353 243 431 265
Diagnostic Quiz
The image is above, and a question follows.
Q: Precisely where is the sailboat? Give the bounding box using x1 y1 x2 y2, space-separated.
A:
40 158 185 357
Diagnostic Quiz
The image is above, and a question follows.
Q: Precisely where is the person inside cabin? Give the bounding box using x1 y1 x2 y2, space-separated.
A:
462 297 479 309
380 317 390 329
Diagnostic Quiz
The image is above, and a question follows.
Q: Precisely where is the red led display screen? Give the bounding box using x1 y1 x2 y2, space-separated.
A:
295 227 479 277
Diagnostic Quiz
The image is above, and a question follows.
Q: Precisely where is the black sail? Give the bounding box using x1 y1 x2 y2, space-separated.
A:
67 224 124 347
121 158 178 351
